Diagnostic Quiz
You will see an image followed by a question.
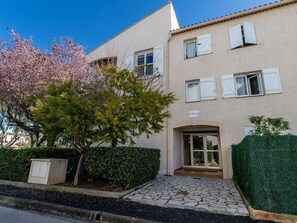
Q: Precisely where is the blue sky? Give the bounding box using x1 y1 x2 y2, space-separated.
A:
0 0 276 52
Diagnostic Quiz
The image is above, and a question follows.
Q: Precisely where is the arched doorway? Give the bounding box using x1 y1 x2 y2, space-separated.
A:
169 121 227 179
183 131 221 169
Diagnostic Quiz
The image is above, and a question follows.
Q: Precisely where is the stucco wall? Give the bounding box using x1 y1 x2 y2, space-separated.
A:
87 3 172 66
168 3 297 178
86 3 175 175
86 2 297 178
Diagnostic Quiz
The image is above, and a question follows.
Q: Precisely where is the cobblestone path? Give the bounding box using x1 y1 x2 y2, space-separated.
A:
124 176 249 216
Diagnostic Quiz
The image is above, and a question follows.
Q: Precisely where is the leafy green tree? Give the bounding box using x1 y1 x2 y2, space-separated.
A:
31 79 102 185
96 66 175 147
249 115 290 136
31 66 174 184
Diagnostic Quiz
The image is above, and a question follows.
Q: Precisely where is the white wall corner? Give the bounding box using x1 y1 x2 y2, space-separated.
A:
170 3 180 30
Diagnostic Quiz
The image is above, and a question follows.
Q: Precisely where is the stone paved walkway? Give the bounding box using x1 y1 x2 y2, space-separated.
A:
124 176 249 216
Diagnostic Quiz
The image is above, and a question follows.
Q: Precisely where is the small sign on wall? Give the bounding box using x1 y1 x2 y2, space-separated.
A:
189 110 200 118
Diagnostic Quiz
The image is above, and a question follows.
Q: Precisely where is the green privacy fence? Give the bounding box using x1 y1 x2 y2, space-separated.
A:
232 135 297 215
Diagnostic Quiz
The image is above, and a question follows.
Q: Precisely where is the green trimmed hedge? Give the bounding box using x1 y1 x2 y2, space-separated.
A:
0 147 79 182
84 147 160 189
232 135 297 215
0 146 160 190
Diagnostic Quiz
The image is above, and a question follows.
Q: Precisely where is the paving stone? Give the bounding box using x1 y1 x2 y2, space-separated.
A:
182 201 198 207
123 176 249 216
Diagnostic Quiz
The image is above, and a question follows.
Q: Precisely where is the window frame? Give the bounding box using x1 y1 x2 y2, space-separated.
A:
184 39 197 59
135 49 154 77
229 22 257 49
234 71 264 97
186 80 201 102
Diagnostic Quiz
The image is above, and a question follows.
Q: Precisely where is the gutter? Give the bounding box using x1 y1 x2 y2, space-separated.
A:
166 31 175 176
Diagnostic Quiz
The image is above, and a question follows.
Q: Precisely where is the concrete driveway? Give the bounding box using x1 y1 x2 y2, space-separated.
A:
124 176 249 216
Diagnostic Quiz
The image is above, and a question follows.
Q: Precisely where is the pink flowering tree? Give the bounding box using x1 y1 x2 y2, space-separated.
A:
0 30 90 146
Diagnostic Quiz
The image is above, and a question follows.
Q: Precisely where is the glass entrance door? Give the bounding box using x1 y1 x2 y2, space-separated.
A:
183 133 220 168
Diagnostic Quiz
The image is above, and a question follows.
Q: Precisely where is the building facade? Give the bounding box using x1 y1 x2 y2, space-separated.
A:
87 0 297 179
0 132 30 148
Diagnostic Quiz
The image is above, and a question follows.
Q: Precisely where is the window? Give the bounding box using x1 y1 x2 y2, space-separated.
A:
221 68 282 99
124 45 164 75
184 34 213 59
186 80 200 102
92 57 117 68
185 39 197 59
229 22 257 49
186 77 216 102
136 50 154 77
235 72 263 96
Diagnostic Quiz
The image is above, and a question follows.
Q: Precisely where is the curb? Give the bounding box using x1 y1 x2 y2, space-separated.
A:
0 179 144 199
0 195 161 223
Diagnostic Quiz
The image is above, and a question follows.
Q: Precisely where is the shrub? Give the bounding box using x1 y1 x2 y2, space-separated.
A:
232 135 297 214
0 147 79 182
84 147 160 190
249 115 290 136
0 146 160 190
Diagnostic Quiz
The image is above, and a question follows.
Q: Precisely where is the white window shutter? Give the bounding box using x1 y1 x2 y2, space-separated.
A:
221 74 236 98
197 34 213 56
229 24 243 49
243 22 257 44
124 53 134 71
200 77 216 100
153 45 164 75
262 67 282 94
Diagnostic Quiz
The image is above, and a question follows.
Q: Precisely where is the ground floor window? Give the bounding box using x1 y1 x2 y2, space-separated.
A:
183 133 220 168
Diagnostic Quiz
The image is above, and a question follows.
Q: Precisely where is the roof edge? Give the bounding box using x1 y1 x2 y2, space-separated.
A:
87 2 172 56
171 0 297 35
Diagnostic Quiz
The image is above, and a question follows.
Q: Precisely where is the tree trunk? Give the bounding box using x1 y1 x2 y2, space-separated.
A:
111 139 117 147
46 136 56 147
73 153 84 186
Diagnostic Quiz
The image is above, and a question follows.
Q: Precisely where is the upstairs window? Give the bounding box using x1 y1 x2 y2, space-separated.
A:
229 22 257 49
92 57 117 68
184 34 213 59
221 68 282 99
186 77 216 102
235 72 263 97
124 45 164 76
186 80 200 102
136 50 154 77
185 39 197 59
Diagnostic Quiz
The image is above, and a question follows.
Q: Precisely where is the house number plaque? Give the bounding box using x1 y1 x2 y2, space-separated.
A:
189 110 200 118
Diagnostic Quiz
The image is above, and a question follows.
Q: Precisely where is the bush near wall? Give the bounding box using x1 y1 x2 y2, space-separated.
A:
84 147 160 190
232 135 297 215
0 147 160 190
0 147 79 182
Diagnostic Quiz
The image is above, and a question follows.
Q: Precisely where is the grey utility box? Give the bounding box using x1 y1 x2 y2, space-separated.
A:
28 159 68 185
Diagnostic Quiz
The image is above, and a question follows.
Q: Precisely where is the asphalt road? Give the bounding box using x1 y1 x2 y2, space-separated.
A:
0 185 274 223
0 205 88 223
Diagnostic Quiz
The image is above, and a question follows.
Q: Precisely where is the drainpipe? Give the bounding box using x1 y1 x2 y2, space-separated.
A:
166 31 173 175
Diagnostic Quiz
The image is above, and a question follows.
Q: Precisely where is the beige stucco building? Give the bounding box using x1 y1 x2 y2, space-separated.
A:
87 0 297 179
